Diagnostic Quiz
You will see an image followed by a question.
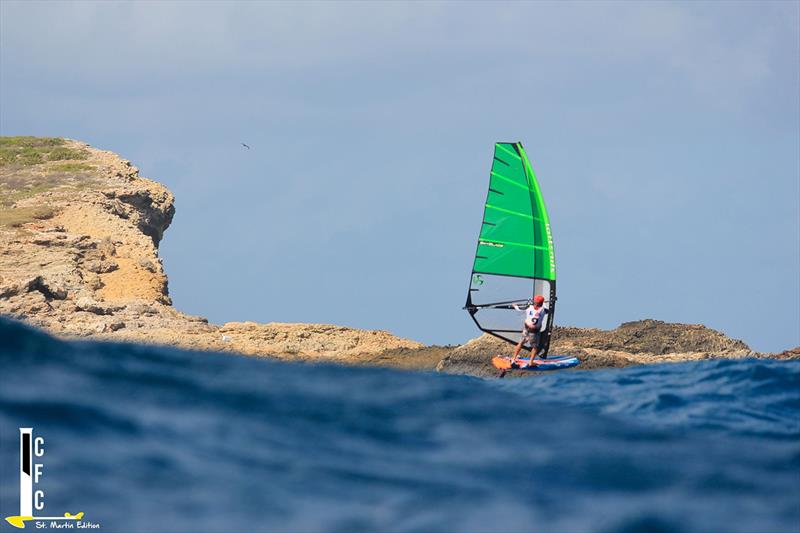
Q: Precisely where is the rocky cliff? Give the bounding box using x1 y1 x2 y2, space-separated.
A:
1 137 796 375
0 137 422 361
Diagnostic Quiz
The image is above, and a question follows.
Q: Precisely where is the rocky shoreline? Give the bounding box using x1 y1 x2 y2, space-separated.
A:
1 137 797 376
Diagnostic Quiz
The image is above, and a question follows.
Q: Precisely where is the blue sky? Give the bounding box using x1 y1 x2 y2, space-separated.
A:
1 1 798 352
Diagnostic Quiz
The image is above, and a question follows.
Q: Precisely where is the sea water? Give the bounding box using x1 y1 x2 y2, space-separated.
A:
1 318 798 532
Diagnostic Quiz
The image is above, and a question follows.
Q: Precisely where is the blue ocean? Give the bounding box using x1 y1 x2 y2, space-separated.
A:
1 317 798 533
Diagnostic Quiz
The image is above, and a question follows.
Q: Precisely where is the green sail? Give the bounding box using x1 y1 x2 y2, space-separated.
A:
465 142 557 353
473 142 556 281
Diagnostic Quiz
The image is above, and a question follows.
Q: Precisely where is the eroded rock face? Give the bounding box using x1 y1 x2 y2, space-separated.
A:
553 320 750 355
774 347 800 360
0 138 423 359
1 140 174 308
217 322 423 360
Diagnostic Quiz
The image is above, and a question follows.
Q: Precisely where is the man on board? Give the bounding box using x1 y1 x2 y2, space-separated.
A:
510 295 548 365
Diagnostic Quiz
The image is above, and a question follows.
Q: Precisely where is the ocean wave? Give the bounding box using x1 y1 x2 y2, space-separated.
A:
1 318 798 532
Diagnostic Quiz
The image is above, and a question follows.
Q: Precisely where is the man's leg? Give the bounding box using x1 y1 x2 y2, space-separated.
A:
511 339 524 363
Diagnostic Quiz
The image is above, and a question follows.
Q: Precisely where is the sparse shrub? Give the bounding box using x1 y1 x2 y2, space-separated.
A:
47 147 88 161
0 137 64 148
0 137 86 167
18 148 44 165
98 237 116 257
137 257 157 273
0 206 57 227
49 162 94 172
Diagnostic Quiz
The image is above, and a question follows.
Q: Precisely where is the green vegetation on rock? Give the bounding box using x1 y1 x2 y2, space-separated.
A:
0 137 88 167
0 137 98 231
48 162 95 173
0 136 64 148
0 205 57 227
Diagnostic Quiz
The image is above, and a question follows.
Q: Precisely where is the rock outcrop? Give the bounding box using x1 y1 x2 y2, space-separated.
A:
0 137 421 360
436 321 759 377
1 137 795 375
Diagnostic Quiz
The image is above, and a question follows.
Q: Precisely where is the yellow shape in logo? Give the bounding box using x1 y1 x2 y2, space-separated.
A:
5 512 84 529
4 516 33 529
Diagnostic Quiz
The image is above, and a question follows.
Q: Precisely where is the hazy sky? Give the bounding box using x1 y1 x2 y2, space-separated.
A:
1 1 798 352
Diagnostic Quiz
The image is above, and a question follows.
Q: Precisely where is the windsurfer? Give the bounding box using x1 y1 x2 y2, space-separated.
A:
510 295 548 365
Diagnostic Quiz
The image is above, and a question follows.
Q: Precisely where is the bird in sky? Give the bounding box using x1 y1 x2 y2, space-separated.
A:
241 143 250 149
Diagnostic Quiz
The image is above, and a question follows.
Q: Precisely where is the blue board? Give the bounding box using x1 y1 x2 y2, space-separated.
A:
492 354 580 371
